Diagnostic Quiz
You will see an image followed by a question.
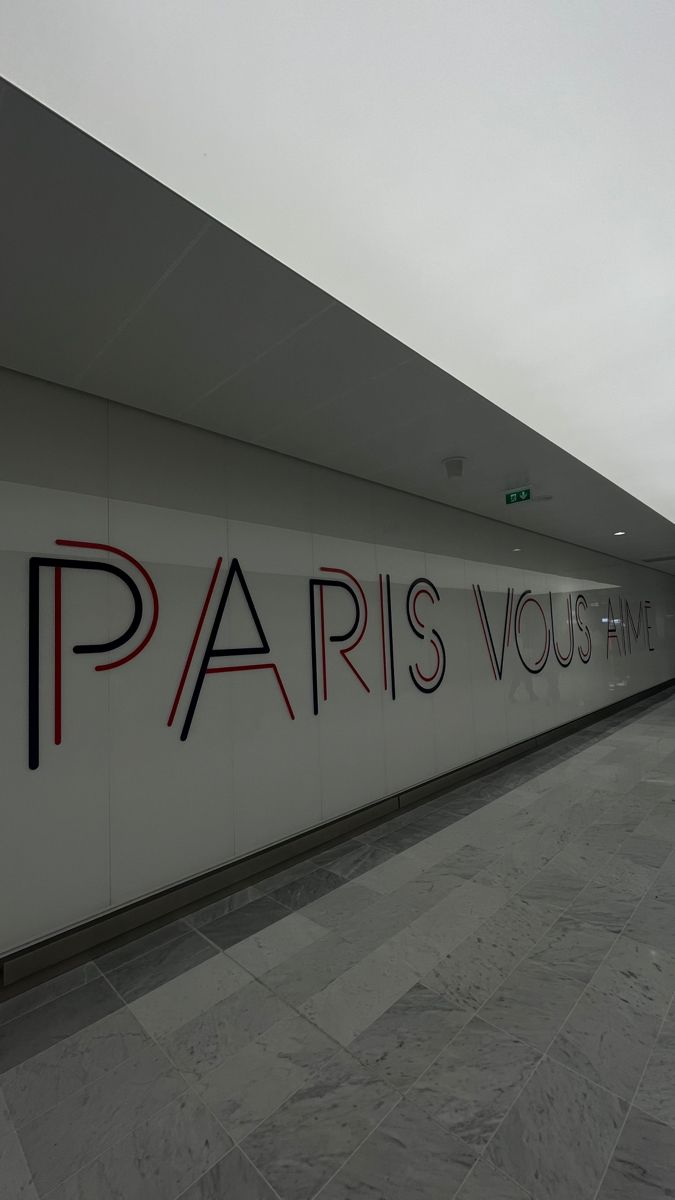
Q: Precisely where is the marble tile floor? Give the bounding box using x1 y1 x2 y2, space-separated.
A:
3 693 675 1198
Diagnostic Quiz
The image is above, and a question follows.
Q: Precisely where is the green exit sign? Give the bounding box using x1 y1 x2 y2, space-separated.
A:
506 488 531 505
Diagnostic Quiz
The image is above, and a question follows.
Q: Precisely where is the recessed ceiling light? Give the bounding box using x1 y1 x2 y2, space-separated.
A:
513 547 522 552
614 530 627 536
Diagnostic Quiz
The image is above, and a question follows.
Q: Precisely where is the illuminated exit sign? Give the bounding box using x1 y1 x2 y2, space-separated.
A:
506 488 531 505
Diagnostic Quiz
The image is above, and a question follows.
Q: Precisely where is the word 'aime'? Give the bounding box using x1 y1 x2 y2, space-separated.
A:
27 539 656 769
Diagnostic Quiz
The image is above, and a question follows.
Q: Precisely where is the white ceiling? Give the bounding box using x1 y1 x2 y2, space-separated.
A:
1 0 674 524
1 78 675 575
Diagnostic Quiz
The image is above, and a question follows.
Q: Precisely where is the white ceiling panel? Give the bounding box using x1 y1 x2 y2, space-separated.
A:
0 78 206 387
1 1 674 522
1 78 675 574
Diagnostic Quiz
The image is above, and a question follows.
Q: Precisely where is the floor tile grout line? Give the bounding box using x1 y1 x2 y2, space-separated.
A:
630 990 675 1126
30 972 201 1198
8 712 675 1197
458 864 675 1186
245 767 670 1069
171 1056 290 1199
97 973 291 1200
0 963 104 1032
239 1143 287 1200
192 758 675 1193
37 1086 193 1200
95 918 210 979
2 1006 167 1135
473 856 670 1197
180 1024 347 1145
589 992 675 1200
385 797 670 1184
0 1121 36 1199
171 1150 234 1200
452 1154 535 1200
308 1092 405 1200
9 871 588 1197
26 967 264 1200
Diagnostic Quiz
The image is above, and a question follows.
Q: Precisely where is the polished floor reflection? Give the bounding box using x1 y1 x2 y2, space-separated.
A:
3 692 675 1198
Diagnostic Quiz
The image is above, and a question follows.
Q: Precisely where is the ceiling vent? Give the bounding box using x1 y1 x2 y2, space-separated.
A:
443 456 465 479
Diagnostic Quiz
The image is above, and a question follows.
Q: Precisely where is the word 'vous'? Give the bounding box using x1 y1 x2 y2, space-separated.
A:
27 541 656 768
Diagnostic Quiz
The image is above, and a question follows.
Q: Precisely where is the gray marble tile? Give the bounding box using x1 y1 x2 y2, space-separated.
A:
297 883 380 932
300 939 420 1046
375 822 436 853
518 860 590 908
635 1005 675 1128
186 885 264 922
179 1149 277 1198
17 1041 185 1194
359 818 400 843
528 916 615 983
103 928 217 1003
456 1158 532 1199
311 837 369 867
268 867 344 909
243 1049 398 1200
319 1097 476 1199
432 843 497 880
160 979 293 1080
391 866 470 914
411 1016 540 1149
327 841 396 881
324 885 428 951
567 881 637 933
0 1091 11 1141
619 833 673 869
226 912 328 977
95 920 191 973
636 801 675 841
592 854 658 901
407 881 509 961
423 896 560 1011
408 808 462 836
549 984 660 1100
423 935 509 1014
489 1056 626 1200
260 932 364 1008
591 934 675 1016
255 861 319 896
1 1006 149 1127
596 1107 675 1199
573 823 630 857
474 829 563 893
129 953 251 1039
347 982 470 1089
183 895 290 952
480 960 585 1050
650 854 675 906
0 976 122 1074
46 1091 231 1200
625 895 675 956
356 845 444 896
0 963 101 1029
403 813 461 841
0 1127 38 1199
195 1013 337 1142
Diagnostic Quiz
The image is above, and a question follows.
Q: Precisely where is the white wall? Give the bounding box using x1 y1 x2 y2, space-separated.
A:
2 367 675 955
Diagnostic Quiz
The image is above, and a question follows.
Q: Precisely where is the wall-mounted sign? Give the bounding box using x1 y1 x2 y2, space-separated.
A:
24 538 656 771
506 488 531 505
